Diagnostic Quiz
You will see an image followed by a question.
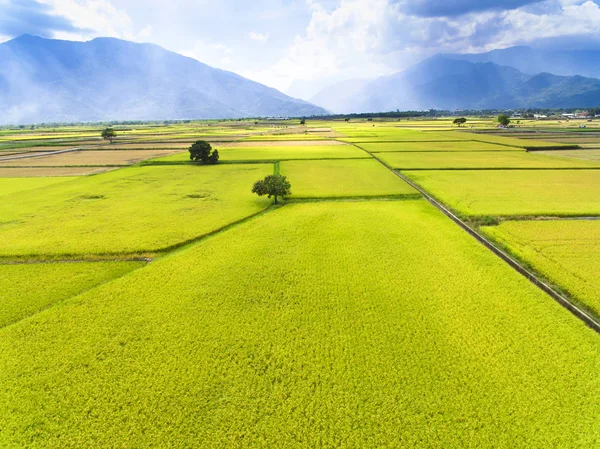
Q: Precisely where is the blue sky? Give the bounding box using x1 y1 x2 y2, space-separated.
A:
1 0 600 97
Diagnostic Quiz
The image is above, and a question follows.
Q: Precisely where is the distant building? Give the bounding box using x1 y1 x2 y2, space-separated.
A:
534 114 548 119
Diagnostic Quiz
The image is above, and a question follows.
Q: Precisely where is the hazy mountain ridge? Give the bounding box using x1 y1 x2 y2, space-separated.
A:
0 35 327 124
318 51 600 113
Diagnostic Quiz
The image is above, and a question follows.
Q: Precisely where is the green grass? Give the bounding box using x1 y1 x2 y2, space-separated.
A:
458 132 577 149
403 169 600 217
376 150 600 169
482 220 600 317
1 201 599 447
152 145 369 162
0 262 143 328
360 141 517 152
0 165 272 258
280 159 417 198
0 177 77 198
538 149 600 161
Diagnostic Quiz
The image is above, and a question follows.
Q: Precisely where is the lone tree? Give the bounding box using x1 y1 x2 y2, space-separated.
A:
497 114 511 127
453 117 467 127
101 128 117 144
300 118 306 125
189 140 219 165
252 174 291 205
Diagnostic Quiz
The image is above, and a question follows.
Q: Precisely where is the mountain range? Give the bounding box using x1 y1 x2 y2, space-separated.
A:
310 47 600 113
0 35 326 125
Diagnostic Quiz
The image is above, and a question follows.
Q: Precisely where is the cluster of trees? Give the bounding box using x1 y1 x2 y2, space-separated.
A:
453 117 467 126
189 141 220 165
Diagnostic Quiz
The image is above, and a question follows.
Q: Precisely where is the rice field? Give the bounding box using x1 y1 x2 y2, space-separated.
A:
0 261 143 328
482 220 600 316
0 167 118 177
360 141 522 153
376 150 600 169
152 145 369 162
280 159 417 198
0 150 182 167
1 201 599 448
1 119 599 447
0 177 76 197
457 132 577 149
0 164 271 258
403 169 600 217
538 149 600 161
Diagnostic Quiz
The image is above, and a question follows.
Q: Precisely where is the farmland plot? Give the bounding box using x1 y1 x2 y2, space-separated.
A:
0 167 119 177
0 201 599 447
376 150 600 169
403 169 600 217
360 141 521 153
280 159 417 198
482 220 600 316
0 165 271 258
0 262 143 328
0 177 76 198
153 145 369 162
0 150 182 167
539 149 600 162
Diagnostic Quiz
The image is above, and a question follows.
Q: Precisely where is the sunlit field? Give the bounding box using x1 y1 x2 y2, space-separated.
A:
1 118 599 448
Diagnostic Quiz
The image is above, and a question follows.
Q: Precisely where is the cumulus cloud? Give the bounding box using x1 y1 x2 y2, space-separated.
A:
248 31 269 42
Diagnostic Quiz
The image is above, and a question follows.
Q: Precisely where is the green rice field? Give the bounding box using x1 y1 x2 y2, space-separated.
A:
1 201 599 448
280 159 417 198
482 220 600 315
152 145 368 162
360 140 517 152
403 169 600 217
0 177 77 198
1 119 599 448
0 262 143 328
376 150 600 169
0 164 271 258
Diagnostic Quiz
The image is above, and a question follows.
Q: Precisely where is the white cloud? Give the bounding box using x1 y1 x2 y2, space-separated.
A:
180 40 235 69
248 31 269 42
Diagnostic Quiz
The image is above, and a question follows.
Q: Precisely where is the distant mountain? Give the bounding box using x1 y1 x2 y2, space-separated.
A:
309 79 372 113
342 56 600 112
0 35 327 124
442 46 600 78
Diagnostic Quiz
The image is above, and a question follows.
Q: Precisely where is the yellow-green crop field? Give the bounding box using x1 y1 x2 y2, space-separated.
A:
152 145 369 162
1 118 599 447
377 150 600 169
403 169 600 217
1 201 600 447
0 261 143 328
0 164 271 258
539 149 600 161
482 220 600 316
0 177 76 198
360 141 520 152
280 159 417 198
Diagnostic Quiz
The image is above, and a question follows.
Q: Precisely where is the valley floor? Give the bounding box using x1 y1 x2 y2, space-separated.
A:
1 118 599 447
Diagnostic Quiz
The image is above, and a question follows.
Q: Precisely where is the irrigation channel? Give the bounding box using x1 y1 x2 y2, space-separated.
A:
349 141 600 334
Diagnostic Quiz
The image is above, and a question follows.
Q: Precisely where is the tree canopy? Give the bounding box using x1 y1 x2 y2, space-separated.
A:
453 117 467 126
101 128 117 143
189 140 220 165
497 114 511 126
252 175 291 205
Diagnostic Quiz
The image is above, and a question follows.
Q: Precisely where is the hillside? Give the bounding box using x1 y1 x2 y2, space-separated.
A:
335 56 600 112
0 35 327 124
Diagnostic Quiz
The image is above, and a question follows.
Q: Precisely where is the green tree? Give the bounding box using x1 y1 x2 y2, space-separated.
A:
189 140 220 165
300 118 306 125
497 114 511 126
252 175 291 205
453 117 467 126
101 128 117 143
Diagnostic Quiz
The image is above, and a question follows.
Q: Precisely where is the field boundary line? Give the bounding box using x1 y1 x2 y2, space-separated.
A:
351 141 600 334
0 147 85 162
